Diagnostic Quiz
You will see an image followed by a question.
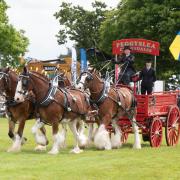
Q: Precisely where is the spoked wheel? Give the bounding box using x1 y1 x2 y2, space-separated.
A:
150 117 163 147
121 130 129 144
165 105 180 146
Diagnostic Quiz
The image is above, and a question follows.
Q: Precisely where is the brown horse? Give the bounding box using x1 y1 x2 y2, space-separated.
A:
0 68 49 152
14 67 91 154
57 72 96 145
29 72 72 151
31 72 88 150
76 69 141 150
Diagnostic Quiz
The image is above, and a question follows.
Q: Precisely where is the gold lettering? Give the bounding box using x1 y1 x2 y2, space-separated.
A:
120 42 124 47
134 41 138 46
124 42 129 46
138 42 143 46
151 44 155 49
129 41 134 46
142 41 146 47
147 43 151 48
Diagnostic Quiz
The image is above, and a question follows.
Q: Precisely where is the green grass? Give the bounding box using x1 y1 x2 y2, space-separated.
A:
0 118 179 180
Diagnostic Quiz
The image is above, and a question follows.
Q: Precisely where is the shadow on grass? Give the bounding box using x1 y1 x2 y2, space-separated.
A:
4 141 170 156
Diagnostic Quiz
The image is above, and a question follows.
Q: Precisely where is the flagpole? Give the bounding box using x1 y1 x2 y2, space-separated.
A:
71 47 77 86
154 55 157 72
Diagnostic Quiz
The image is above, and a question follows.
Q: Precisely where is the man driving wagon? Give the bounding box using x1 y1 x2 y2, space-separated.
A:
112 46 136 85
112 46 156 94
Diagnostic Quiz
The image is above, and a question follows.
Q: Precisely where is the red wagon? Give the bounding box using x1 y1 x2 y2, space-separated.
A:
111 39 180 147
118 92 180 147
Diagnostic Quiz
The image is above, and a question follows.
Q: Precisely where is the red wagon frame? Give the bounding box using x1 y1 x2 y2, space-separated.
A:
111 39 180 147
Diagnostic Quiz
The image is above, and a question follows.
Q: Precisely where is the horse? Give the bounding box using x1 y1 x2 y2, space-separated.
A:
31 72 88 150
57 72 97 145
0 68 48 152
76 69 141 150
14 67 92 154
29 72 72 151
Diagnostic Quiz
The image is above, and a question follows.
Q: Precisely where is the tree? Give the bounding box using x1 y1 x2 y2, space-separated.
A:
0 0 29 67
54 1 108 49
99 0 180 79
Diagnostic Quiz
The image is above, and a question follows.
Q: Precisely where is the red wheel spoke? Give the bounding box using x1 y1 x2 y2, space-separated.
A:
166 106 180 146
150 117 162 147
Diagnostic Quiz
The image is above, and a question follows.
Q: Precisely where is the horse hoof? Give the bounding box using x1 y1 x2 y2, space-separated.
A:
48 149 59 155
70 148 83 154
7 147 21 153
79 145 86 149
34 145 46 151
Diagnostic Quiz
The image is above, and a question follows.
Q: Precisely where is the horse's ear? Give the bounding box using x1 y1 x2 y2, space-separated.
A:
94 69 101 77
61 71 65 76
5 67 10 73
23 66 28 74
94 69 98 74
59 71 65 77
89 67 95 73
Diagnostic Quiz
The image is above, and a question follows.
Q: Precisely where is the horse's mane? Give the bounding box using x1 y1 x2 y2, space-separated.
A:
0 68 17 77
90 69 103 83
30 71 49 81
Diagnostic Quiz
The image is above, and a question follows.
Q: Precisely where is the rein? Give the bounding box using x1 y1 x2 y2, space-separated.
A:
98 60 111 72
115 61 129 86
20 72 77 114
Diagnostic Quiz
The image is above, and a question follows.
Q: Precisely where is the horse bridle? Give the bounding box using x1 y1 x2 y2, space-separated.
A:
0 72 9 79
78 71 94 87
17 72 50 96
0 71 11 96
78 71 104 93
17 74 30 95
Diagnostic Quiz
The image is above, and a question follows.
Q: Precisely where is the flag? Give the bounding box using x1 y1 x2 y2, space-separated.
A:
169 31 180 60
80 48 87 72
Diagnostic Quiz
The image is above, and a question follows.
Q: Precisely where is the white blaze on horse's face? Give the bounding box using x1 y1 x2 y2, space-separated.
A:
76 74 88 90
14 79 25 102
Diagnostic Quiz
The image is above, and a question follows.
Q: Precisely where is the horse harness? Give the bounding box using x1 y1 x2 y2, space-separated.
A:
0 71 20 122
20 73 90 125
86 75 136 120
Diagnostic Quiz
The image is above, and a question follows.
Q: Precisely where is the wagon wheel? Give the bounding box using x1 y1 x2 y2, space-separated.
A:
165 105 180 146
121 129 129 144
149 117 163 147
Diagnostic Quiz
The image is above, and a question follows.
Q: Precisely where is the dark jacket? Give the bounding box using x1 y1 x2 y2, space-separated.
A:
139 67 156 86
114 54 135 71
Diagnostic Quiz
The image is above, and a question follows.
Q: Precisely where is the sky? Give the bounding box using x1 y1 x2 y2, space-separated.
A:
5 0 119 60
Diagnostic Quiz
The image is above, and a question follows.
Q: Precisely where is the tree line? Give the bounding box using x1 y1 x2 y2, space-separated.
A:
55 0 180 80
0 0 29 67
1 0 180 80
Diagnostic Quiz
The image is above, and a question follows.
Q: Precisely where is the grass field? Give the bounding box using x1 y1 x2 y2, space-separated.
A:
0 118 179 180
